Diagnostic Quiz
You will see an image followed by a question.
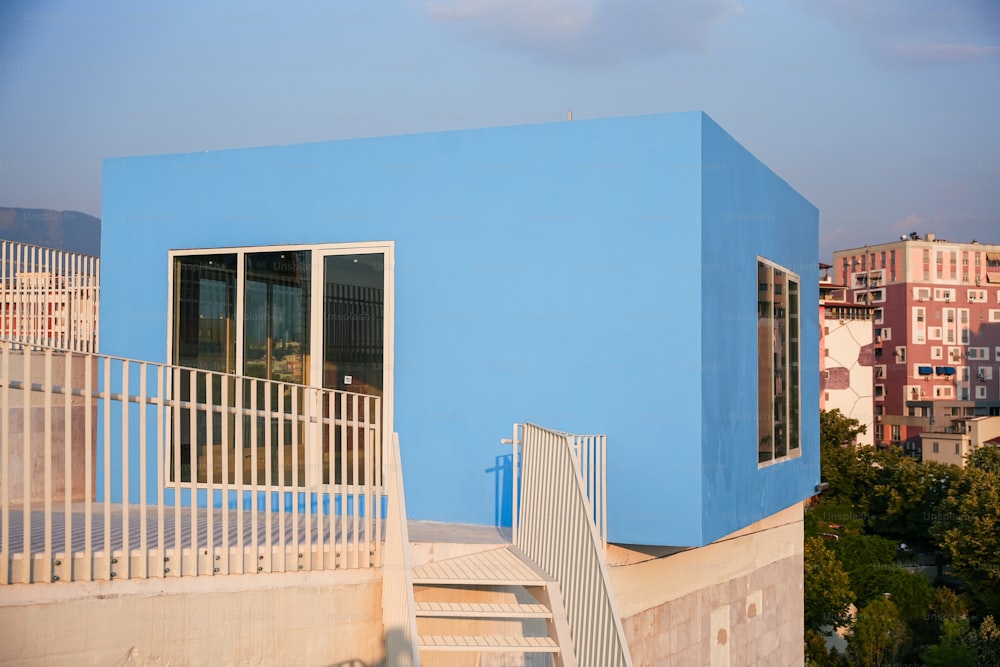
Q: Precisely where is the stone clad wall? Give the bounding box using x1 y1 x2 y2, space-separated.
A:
612 503 804 666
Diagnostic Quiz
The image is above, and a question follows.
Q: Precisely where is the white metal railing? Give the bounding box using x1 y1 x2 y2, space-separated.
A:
381 433 420 667
515 422 632 667
0 241 99 353
507 425 607 547
0 339 383 584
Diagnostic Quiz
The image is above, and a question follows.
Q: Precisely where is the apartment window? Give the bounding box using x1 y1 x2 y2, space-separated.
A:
996 346 1000 361
931 346 943 360
990 310 1000 323
978 366 993 381
976 252 982 266
757 258 800 465
977 385 988 399
956 443 961 455
891 425 901 441
963 252 969 266
875 385 885 399
969 289 987 303
935 386 954 398
896 346 907 362
932 442 939 454
936 289 955 302
875 308 884 324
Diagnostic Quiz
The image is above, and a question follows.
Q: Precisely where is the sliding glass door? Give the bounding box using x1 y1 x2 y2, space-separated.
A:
169 243 391 489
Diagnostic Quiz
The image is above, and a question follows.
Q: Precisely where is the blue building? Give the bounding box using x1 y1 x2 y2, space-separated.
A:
102 111 819 549
0 111 818 666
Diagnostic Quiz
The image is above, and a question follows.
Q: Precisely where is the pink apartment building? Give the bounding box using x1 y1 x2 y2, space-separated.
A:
833 233 1000 455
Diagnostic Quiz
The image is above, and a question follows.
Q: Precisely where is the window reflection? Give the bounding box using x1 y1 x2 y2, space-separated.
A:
758 259 800 464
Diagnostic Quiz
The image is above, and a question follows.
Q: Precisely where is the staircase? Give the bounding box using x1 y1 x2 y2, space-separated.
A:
411 546 577 666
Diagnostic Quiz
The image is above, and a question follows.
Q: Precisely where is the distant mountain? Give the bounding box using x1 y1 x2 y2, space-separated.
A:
0 207 101 257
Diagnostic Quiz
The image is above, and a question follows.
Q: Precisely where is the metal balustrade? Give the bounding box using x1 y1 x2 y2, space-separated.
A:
0 241 99 353
0 339 383 584
515 423 632 667
508 425 608 548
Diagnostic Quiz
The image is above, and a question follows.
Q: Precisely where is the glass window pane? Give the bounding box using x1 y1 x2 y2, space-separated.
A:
758 261 774 463
244 251 311 384
788 279 800 450
171 254 237 483
323 253 384 485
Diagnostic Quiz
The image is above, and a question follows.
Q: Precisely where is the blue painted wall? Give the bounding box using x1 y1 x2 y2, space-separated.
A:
102 111 818 547
699 115 821 543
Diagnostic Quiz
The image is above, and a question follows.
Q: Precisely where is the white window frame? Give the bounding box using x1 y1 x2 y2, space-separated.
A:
757 257 801 467
166 240 396 491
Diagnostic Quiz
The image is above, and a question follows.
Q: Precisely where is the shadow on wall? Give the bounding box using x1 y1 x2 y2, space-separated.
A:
378 628 417 667
486 452 515 528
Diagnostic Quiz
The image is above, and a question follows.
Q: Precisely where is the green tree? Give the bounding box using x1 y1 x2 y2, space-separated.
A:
805 628 849 667
819 410 870 501
968 615 1000 666
805 536 855 634
821 408 868 450
847 598 908 666
934 447 1000 613
835 534 896 602
867 453 962 550
921 618 976 667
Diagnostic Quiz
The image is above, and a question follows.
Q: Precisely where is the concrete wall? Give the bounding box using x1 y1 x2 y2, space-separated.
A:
0 570 384 666
0 350 96 503
612 503 804 666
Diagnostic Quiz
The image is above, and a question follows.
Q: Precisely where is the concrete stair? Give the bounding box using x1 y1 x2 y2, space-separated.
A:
411 546 576 666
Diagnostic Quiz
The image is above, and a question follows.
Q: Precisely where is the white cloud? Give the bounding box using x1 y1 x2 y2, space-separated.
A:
797 0 1000 66
423 0 743 66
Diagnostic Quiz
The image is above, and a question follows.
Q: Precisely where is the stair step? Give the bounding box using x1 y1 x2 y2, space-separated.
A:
415 601 552 619
412 547 548 586
418 635 559 652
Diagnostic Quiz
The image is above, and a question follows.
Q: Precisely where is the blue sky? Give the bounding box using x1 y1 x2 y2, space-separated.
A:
0 0 997 260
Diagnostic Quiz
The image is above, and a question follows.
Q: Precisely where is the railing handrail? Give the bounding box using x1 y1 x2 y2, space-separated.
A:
1 240 100 353
506 424 608 547
516 422 632 667
1 340 384 585
382 433 420 667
